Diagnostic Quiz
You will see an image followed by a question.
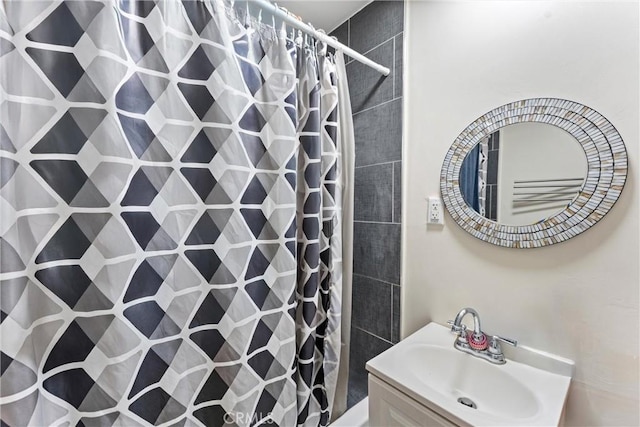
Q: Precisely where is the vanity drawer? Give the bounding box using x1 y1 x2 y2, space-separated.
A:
368 375 457 427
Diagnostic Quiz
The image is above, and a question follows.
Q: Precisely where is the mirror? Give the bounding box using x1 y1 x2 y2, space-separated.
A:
459 123 588 226
441 98 627 248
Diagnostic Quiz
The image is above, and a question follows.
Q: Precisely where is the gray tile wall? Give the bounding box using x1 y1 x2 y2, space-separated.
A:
331 0 404 409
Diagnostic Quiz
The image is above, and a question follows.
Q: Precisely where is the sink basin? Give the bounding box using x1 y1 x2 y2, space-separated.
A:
366 323 573 426
404 345 539 419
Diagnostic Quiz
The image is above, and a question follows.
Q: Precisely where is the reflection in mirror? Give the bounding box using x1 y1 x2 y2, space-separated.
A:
459 123 587 226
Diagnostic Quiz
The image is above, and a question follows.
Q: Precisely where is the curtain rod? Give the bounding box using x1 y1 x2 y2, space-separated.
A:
246 0 391 76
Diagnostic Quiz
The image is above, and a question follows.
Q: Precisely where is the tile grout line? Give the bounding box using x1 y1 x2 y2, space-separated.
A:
392 162 396 223
345 37 394 64
357 30 405 58
390 283 395 343
354 217 395 224
392 35 396 99
354 220 401 225
352 96 402 116
344 37 393 65
345 30 404 66
353 272 399 287
396 161 402 223
353 325 393 346
355 160 396 170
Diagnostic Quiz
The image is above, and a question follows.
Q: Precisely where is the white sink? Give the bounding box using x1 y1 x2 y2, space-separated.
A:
366 323 573 426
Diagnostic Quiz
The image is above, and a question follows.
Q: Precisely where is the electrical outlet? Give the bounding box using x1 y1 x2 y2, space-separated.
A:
428 197 444 224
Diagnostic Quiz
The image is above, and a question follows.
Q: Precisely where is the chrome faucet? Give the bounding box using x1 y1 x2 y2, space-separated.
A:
447 307 517 365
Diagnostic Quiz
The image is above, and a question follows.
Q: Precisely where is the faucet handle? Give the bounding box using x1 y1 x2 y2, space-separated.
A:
492 335 517 347
447 320 467 335
488 334 517 355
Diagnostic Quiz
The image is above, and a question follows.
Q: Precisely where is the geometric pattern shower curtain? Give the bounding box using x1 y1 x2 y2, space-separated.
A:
0 1 347 426
294 40 343 427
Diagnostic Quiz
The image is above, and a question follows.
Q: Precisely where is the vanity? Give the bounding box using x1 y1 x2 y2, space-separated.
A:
365 313 574 427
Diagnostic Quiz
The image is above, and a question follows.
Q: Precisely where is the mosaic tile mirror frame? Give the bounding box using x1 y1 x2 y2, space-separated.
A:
440 98 628 249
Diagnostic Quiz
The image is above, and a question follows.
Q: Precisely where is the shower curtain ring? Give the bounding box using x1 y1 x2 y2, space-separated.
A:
295 29 303 47
315 28 328 55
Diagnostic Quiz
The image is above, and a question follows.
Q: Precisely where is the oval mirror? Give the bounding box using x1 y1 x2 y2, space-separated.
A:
440 98 627 248
458 122 588 226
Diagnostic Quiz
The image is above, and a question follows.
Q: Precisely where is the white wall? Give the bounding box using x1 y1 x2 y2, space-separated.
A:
402 1 639 426
498 123 587 225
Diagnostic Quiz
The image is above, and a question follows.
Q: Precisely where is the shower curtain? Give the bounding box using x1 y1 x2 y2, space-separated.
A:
0 1 353 426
